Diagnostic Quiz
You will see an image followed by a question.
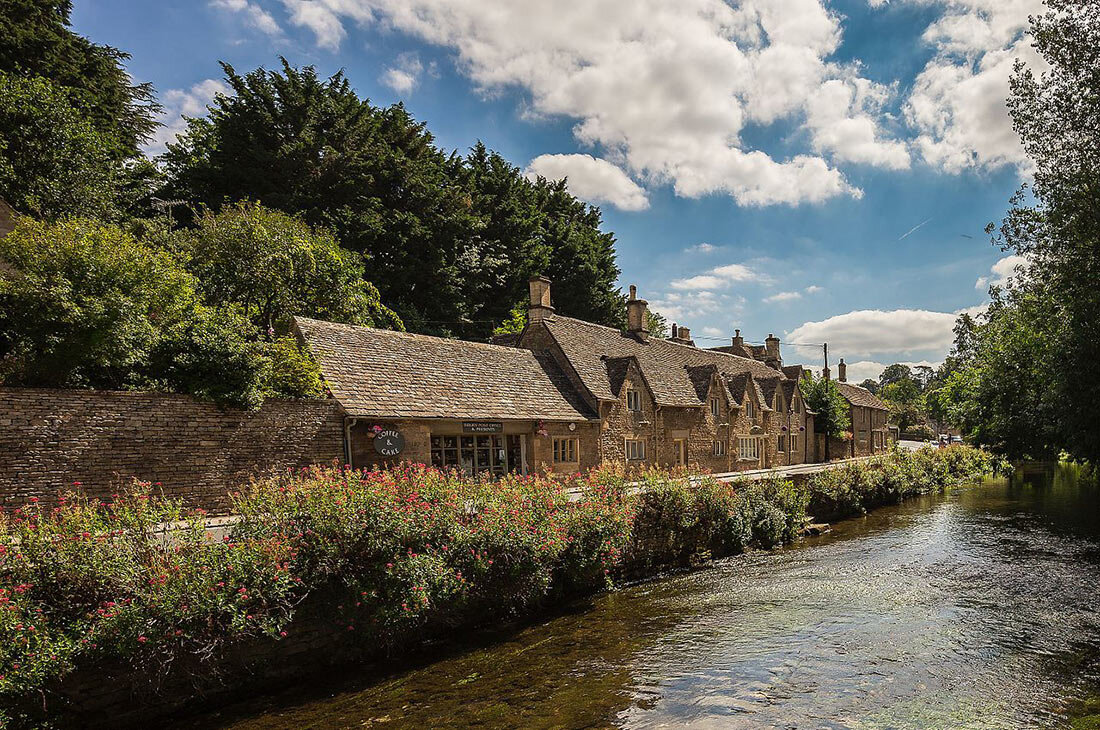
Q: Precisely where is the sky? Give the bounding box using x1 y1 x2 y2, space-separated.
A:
71 0 1044 383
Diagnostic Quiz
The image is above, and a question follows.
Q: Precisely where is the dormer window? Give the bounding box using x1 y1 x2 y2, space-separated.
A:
710 397 720 418
626 389 641 412
745 399 754 419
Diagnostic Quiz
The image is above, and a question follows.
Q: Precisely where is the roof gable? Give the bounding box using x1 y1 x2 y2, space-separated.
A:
835 381 889 410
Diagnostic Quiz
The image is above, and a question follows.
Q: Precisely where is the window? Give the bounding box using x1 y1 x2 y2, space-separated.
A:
858 429 869 444
625 438 646 460
744 399 754 419
791 434 799 454
777 435 786 452
553 437 578 463
712 440 726 456
738 437 760 461
626 389 641 412
710 397 720 418
431 434 507 475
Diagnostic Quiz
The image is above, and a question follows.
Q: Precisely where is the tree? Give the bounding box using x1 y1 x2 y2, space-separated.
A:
0 0 159 160
981 0 1100 462
879 364 912 389
162 62 625 340
801 373 851 458
858 378 880 395
0 73 124 219
646 309 668 339
166 201 402 335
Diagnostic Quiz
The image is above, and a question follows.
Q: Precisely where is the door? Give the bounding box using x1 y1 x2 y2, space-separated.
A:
674 438 687 467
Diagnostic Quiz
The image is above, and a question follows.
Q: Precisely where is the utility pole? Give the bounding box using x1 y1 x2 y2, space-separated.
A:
822 342 829 463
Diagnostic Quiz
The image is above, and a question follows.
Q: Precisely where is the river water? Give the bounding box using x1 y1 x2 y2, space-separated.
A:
190 465 1100 729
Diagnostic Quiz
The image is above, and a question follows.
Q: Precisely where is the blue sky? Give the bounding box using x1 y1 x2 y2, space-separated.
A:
72 0 1043 382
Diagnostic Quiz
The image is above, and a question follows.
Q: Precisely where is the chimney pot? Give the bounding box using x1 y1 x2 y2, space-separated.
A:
838 358 847 383
765 333 781 369
671 323 678 338
528 276 554 322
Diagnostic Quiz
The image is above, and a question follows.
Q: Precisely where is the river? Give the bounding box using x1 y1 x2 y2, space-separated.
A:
184 465 1100 729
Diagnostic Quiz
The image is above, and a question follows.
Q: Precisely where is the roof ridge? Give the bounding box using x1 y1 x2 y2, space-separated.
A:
294 316 538 356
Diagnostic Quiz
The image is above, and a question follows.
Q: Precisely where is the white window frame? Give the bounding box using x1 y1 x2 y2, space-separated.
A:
710 397 720 418
712 440 726 456
626 389 641 412
744 399 754 419
738 437 760 461
553 437 578 463
791 434 799 454
625 438 646 461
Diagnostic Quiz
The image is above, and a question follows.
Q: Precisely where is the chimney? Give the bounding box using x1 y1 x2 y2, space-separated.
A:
671 323 678 339
528 275 554 322
765 334 781 369
674 326 693 345
626 284 649 341
732 329 743 348
838 358 847 383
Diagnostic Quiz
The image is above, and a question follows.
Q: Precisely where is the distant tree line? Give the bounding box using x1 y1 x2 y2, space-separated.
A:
0 4 629 406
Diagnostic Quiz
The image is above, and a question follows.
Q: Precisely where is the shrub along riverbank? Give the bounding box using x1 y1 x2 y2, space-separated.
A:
0 445 994 727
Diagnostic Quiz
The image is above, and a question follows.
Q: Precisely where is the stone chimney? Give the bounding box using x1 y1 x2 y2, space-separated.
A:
732 329 744 349
765 334 782 369
671 323 678 339
626 284 649 341
838 358 847 383
670 325 694 346
528 275 554 322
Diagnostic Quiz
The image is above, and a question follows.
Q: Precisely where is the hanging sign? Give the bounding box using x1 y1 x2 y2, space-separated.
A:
373 428 405 457
462 421 503 433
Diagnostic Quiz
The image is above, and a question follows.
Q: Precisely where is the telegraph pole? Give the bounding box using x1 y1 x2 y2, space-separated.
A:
822 342 829 462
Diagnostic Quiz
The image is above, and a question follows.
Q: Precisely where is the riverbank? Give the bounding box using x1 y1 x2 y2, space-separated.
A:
0 446 995 727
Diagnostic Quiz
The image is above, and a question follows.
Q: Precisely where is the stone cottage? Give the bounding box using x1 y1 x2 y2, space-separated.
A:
296 277 818 475
829 358 893 458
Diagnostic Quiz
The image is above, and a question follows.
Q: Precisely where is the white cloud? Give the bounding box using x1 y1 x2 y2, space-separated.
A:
975 254 1029 290
649 291 744 323
380 53 424 94
280 0 922 206
840 359 942 384
146 78 232 155
805 285 824 294
763 291 802 303
686 243 718 254
902 0 1046 172
211 0 282 35
786 308 962 358
525 154 649 211
670 262 760 291
702 326 724 336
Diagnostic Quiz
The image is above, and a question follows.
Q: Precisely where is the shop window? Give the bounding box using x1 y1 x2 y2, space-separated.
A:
553 437 578 463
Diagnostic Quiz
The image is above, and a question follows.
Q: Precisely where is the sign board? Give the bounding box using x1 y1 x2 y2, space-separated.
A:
462 421 503 433
373 429 405 457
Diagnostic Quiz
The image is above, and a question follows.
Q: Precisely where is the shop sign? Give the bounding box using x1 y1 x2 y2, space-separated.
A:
462 421 503 433
374 428 405 456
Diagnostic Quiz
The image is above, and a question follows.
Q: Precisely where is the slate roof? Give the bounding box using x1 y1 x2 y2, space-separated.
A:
536 315 794 408
834 381 889 411
294 317 596 421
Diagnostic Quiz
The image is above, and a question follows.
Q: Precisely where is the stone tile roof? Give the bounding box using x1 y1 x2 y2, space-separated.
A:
294 317 596 421
540 316 792 407
835 381 888 411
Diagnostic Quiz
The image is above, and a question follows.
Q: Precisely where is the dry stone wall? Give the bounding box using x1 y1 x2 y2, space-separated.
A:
0 387 345 512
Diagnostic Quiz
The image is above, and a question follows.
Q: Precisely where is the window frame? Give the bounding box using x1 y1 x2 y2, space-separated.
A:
737 436 760 461
553 437 578 463
625 438 646 461
626 389 641 412
712 439 726 456
710 397 720 418
744 399 754 419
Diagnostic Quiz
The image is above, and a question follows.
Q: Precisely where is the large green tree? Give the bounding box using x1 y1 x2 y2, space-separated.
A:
0 0 159 160
801 373 851 459
166 201 402 334
162 61 625 340
0 73 123 219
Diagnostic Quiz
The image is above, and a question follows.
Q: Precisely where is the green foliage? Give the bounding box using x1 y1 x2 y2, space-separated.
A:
491 301 528 337
0 73 124 219
168 201 402 333
801 372 851 440
0 216 197 389
260 336 324 399
0 0 159 160
161 62 624 340
645 309 669 339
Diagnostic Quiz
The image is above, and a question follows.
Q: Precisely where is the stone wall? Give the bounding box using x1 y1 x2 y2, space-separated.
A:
0 387 345 512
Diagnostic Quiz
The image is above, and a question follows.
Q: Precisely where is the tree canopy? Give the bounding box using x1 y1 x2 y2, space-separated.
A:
161 60 625 340
801 373 851 443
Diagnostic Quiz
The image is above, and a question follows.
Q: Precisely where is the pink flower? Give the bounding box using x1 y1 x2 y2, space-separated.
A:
137 636 147 643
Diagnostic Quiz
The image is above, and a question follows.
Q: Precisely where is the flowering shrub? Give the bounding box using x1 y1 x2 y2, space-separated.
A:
0 445 994 726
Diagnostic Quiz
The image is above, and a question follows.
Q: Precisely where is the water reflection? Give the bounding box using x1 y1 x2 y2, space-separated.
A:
186 465 1100 730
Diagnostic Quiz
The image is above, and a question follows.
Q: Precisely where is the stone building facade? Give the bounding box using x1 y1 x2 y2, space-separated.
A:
831 359 893 458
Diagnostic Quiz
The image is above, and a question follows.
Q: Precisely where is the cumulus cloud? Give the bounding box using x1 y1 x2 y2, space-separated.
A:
763 291 802 303
975 254 1029 290
278 0 923 206
786 308 962 358
210 0 282 35
146 78 232 155
805 285 824 294
525 154 649 211
840 359 942 384
380 53 424 94
902 0 1046 172
670 262 761 292
649 291 744 323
